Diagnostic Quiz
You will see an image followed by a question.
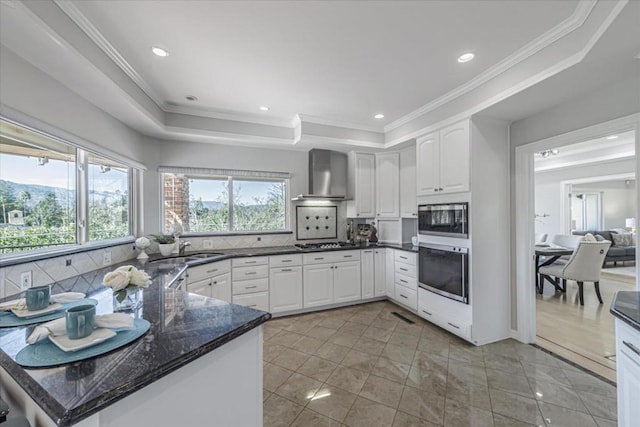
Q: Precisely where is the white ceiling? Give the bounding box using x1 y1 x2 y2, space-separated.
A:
69 0 578 129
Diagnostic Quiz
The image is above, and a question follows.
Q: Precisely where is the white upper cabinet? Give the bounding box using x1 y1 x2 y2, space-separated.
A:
375 152 400 218
347 152 376 218
417 120 470 196
399 146 417 217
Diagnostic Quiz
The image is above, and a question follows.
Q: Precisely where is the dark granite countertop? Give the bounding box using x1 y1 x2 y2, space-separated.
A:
0 259 271 426
610 291 640 332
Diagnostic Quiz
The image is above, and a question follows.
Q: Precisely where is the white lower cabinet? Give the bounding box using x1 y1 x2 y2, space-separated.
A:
616 318 640 426
232 292 269 311
333 261 361 303
394 284 417 310
385 249 395 297
374 248 386 297
269 266 303 313
361 249 374 299
232 258 269 311
188 272 232 303
303 264 334 308
418 288 472 340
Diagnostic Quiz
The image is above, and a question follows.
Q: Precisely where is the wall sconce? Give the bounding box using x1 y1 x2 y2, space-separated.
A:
37 156 49 166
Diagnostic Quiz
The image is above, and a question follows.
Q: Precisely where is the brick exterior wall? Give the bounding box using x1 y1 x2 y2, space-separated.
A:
163 174 190 232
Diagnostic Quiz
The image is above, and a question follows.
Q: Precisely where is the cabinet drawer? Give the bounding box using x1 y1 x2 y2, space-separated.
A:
395 272 417 290
269 254 302 267
394 263 417 278
232 277 269 295
394 284 417 310
394 251 416 266
232 291 269 311
232 256 269 267
187 260 231 284
303 250 361 265
233 265 269 281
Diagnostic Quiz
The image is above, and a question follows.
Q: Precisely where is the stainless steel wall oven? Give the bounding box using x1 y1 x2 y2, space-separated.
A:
418 243 469 304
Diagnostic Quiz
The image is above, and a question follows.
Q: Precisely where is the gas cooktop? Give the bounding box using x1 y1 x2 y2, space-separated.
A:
294 241 358 250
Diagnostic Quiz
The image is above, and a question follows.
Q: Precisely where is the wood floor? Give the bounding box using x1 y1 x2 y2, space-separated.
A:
535 266 636 383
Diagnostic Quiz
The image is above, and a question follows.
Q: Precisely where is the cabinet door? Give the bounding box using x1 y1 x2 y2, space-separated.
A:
354 153 376 217
399 147 417 217
188 278 211 297
375 152 399 218
385 248 395 298
618 338 640 426
360 250 374 299
416 132 439 196
333 261 361 303
374 248 386 297
210 273 231 303
270 266 303 313
439 120 469 193
303 264 334 308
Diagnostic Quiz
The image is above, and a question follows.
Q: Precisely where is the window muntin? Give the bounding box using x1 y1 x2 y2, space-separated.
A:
162 173 288 234
0 119 134 256
88 154 131 241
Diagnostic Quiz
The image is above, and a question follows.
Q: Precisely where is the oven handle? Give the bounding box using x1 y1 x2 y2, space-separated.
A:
419 243 468 254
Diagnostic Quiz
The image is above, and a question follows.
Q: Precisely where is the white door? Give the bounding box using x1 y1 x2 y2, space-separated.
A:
303 264 334 308
269 266 303 313
360 249 374 299
375 152 400 218
355 153 376 217
188 278 211 298
385 249 395 298
210 272 232 303
333 261 361 303
416 132 439 195
374 248 386 297
439 120 469 193
399 147 417 218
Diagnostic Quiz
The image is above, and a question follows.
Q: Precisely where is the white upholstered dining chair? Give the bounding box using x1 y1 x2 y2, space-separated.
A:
538 240 611 305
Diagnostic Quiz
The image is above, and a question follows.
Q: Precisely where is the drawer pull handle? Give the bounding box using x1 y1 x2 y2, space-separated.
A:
248 304 257 308
281 268 292 272
245 272 257 275
314 257 325 260
344 255 353 258
624 341 640 357
400 256 408 260
206 269 218 274
364 250 372 253
447 322 460 329
281 259 292 263
422 310 432 316
400 294 408 299
400 268 408 272
245 261 257 264
245 285 257 289
400 279 408 284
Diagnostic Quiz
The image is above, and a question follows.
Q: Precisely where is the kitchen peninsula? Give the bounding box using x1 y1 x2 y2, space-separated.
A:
0 257 270 427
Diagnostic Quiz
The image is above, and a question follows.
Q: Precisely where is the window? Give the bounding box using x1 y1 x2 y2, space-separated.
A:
0 119 134 256
162 170 288 234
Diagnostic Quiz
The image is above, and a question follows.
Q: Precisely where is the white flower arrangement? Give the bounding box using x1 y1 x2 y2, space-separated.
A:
103 265 151 303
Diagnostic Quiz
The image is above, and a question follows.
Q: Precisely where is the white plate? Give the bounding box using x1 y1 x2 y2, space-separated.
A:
11 303 63 319
49 328 117 352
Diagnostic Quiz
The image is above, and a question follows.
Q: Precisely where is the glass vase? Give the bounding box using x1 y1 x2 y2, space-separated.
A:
113 286 143 313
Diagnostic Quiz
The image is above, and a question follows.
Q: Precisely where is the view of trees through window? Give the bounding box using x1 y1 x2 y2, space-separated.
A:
0 120 132 255
163 173 286 233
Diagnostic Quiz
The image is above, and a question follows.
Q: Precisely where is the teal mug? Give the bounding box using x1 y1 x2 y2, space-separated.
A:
25 285 51 311
66 305 96 340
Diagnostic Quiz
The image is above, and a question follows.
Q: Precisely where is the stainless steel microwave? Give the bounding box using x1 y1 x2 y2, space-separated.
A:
418 203 468 238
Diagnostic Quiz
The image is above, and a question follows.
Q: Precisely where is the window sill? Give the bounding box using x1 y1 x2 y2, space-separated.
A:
179 231 294 237
0 237 135 268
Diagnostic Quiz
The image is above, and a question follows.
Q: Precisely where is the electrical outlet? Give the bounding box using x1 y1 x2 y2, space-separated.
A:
203 240 213 249
103 251 112 265
257 237 262 241
20 271 32 290
66 258 72 266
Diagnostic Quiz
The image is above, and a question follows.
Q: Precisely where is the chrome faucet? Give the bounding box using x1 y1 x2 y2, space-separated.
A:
178 241 192 256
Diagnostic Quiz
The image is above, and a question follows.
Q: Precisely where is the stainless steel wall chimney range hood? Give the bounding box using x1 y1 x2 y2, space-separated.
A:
292 149 348 201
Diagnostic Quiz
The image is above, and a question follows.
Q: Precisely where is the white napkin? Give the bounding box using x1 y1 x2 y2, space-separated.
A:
27 313 134 344
0 292 86 311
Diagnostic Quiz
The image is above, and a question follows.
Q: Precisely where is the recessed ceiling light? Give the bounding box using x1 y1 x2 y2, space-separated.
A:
457 52 475 63
151 46 169 57
374 113 385 119
259 105 270 111
606 135 619 140
185 95 198 101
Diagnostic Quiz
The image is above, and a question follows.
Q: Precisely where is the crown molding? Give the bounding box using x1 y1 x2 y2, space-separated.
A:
384 0 598 133
534 152 635 172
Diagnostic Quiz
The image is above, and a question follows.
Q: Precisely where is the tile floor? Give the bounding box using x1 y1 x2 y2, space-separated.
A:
262 301 617 427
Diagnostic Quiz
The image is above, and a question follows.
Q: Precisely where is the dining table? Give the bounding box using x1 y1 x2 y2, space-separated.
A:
534 245 575 294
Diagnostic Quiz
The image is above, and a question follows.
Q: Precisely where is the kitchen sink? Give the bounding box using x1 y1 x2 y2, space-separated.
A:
150 253 224 264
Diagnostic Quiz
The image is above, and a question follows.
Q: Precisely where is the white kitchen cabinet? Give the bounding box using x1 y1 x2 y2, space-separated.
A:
375 152 399 218
361 249 374 299
347 152 376 218
303 264 334 308
399 147 417 218
374 248 386 297
269 266 303 313
210 273 232 302
385 248 395 297
188 278 212 298
232 292 269 311
616 318 640 426
232 260 269 310
334 261 361 303
417 120 469 196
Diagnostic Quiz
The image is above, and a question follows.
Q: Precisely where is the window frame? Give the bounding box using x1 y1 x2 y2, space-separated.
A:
160 171 291 236
0 116 139 261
